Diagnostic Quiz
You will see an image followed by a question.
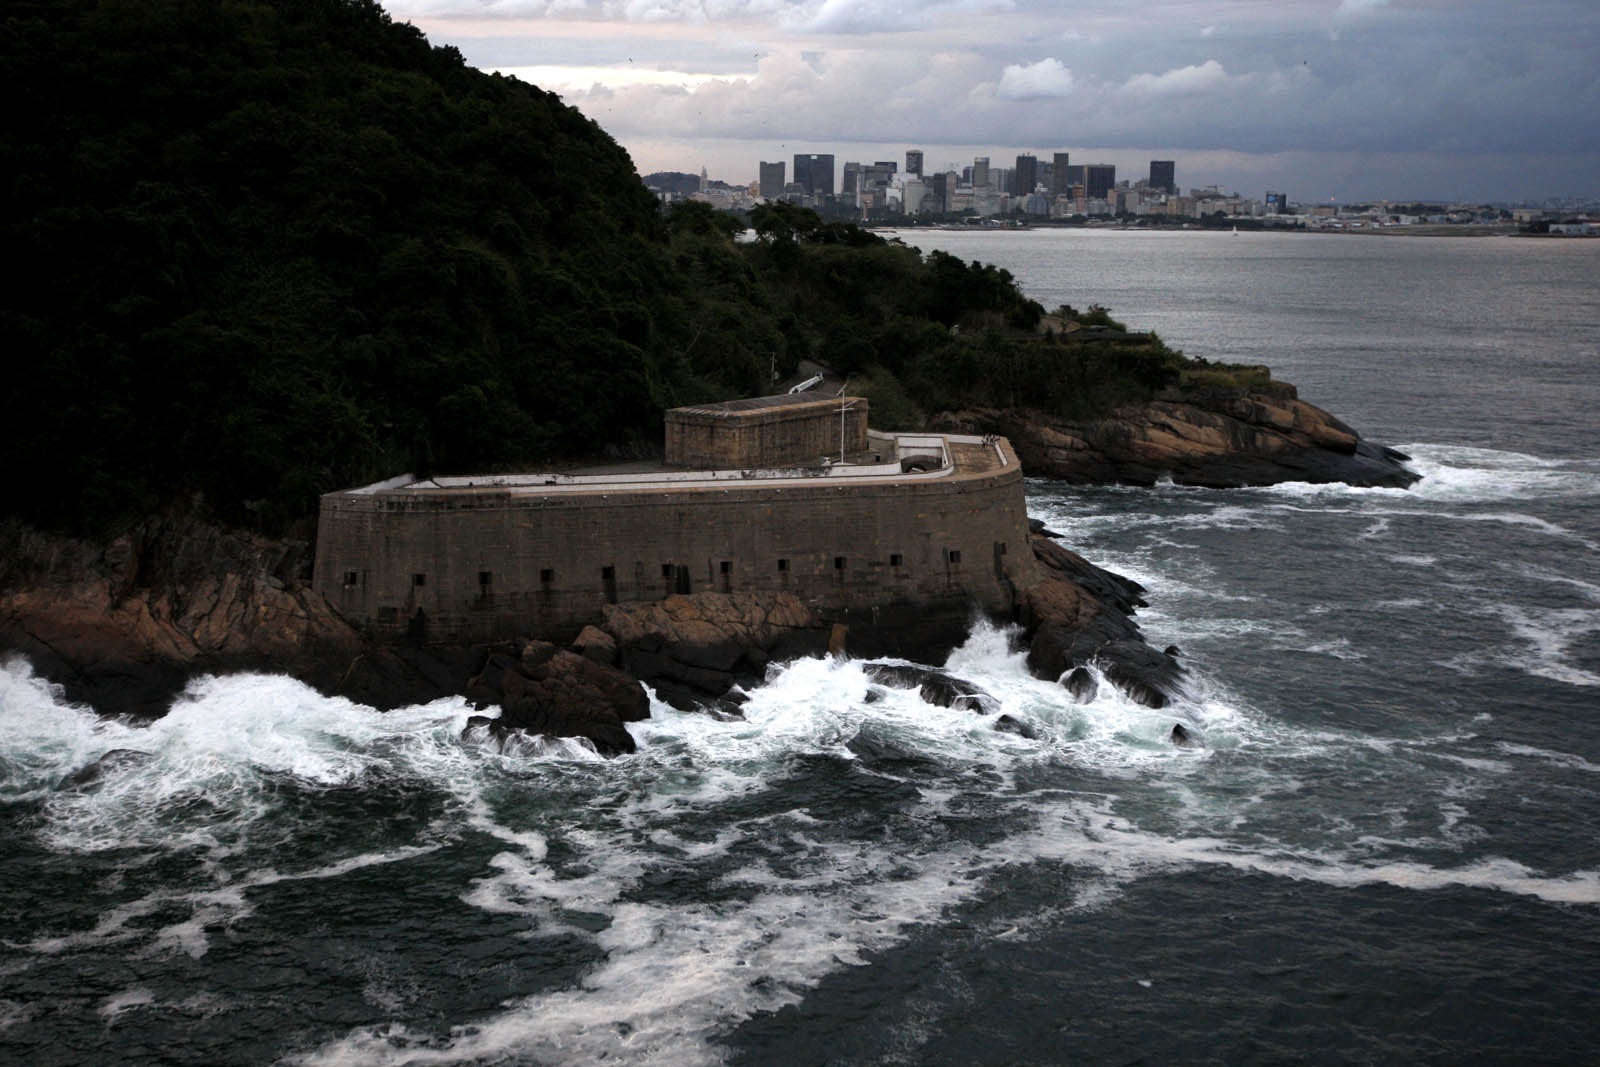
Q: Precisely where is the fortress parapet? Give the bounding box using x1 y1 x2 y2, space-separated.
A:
313 396 1032 642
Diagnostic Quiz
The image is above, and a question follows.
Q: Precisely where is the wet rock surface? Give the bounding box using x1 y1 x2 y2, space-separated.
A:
946 385 1418 489
1016 533 1184 708
862 663 1001 715
462 640 648 757
600 592 828 711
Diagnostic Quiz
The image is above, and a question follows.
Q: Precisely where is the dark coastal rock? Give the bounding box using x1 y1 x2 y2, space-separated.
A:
845 731 942 772
948 386 1419 489
570 625 618 665
0 513 373 720
1017 533 1183 708
995 714 1040 739
1062 666 1099 704
862 663 1000 715
1170 722 1198 747
463 640 648 757
58 748 153 791
601 592 828 711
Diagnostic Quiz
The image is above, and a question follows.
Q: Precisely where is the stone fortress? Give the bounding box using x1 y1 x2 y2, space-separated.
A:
312 392 1034 645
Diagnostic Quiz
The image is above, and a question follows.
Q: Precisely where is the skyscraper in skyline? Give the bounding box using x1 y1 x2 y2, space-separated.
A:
1149 159 1176 195
1085 163 1116 201
1051 152 1071 196
906 149 924 177
759 160 785 199
792 153 836 199
1014 154 1038 197
842 161 861 196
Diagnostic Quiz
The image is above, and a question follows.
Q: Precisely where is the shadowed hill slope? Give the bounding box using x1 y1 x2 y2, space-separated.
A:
4 0 705 531
1 0 1411 542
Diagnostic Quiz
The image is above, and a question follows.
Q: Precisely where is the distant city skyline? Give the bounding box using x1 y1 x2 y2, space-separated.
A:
394 1 1598 204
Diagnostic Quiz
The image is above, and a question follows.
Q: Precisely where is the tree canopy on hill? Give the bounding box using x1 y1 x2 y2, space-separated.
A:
2 0 1209 536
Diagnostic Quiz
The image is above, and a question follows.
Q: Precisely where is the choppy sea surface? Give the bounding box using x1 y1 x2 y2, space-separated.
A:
4 230 1598 1065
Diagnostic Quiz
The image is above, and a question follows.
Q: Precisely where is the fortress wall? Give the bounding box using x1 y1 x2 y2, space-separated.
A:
313 452 1029 642
665 398 868 468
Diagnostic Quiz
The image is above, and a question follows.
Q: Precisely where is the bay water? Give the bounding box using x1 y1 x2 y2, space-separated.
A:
3 229 1598 1065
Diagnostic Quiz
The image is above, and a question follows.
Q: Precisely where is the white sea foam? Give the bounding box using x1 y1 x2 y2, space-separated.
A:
7 603 1595 1067
1495 742 1600 773
1490 604 1600 687
1400 444 1600 506
98 986 156 1020
292 842 989 1067
25 845 442 959
0 998 35 1033
0 656 136 802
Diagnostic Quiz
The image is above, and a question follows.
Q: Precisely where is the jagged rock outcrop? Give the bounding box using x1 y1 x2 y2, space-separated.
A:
0 514 493 718
943 384 1418 488
862 663 1000 714
2 516 355 717
1015 533 1183 708
600 592 828 711
462 640 648 756
1062 666 1099 704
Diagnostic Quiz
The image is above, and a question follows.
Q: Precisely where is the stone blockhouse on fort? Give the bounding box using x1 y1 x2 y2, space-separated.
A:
312 394 1033 642
664 392 868 469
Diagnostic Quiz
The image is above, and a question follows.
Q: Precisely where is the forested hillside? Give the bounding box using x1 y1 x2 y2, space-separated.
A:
3 0 1203 536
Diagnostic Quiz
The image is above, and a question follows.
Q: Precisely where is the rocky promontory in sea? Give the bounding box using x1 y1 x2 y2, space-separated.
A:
0 0 1409 756
938 378 1418 489
1 512 1181 755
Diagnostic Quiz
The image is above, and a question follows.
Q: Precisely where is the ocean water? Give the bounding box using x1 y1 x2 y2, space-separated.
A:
4 231 1599 1065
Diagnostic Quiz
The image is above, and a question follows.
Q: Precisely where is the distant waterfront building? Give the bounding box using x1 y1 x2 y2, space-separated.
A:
793 153 836 199
1063 163 1085 191
1265 191 1288 214
902 177 927 215
973 156 991 189
859 162 896 207
842 161 862 197
1013 154 1038 197
905 149 924 177
1149 160 1176 195
1051 152 1071 195
1112 186 1144 214
759 161 786 199
1085 164 1116 202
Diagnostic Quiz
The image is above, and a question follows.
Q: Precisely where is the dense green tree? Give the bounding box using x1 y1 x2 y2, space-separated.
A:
2 0 1227 537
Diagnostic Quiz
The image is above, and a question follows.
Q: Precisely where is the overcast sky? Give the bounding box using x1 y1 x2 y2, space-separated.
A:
394 0 1598 204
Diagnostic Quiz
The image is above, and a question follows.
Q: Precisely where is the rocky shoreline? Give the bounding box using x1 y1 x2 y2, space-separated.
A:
1 392 1415 754
941 382 1419 489
0 514 1181 755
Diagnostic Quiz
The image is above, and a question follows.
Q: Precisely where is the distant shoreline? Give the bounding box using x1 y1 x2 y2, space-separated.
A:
876 222 1538 237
